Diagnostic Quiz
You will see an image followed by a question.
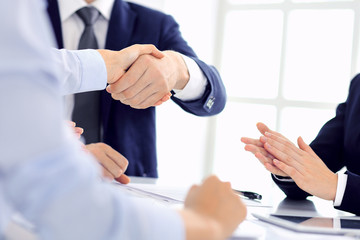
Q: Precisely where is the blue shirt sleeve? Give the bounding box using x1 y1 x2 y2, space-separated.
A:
0 1 185 239
52 49 107 95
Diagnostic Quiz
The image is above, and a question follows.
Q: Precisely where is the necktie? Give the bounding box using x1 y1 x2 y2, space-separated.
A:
72 7 101 144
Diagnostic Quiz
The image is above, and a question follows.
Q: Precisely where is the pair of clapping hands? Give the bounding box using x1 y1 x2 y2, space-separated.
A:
241 122 338 201
98 44 189 109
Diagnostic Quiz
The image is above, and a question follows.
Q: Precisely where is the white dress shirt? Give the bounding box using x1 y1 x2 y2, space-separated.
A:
59 0 208 120
0 1 185 239
334 173 348 207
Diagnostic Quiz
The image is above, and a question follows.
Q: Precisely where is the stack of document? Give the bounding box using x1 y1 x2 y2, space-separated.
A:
112 182 267 239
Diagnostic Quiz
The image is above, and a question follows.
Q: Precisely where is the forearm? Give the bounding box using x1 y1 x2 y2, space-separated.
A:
52 48 107 95
4 140 185 240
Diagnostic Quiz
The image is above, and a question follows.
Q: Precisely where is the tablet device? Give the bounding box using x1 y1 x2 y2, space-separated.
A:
253 213 360 236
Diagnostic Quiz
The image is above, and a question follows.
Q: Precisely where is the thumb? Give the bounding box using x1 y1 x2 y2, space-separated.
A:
122 44 164 68
256 122 270 135
115 174 131 184
297 136 317 158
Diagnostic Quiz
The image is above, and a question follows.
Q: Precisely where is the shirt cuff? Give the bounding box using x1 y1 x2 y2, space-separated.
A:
71 49 107 93
272 174 295 182
172 54 207 101
333 173 348 207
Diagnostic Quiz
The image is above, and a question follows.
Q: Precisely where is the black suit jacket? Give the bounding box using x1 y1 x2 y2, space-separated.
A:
47 0 226 177
273 74 360 215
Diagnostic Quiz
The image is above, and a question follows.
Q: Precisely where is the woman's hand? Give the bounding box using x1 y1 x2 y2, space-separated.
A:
241 122 287 176
260 131 338 201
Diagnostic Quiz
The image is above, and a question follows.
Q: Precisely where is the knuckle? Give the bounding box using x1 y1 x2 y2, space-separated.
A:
111 93 119 100
159 85 168 94
152 67 163 77
114 169 122 178
130 104 141 109
97 142 106 148
284 141 292 148
288 168 296 176
140 54 152 64
137 103 147 109
129 97 141 106
122 89 135 99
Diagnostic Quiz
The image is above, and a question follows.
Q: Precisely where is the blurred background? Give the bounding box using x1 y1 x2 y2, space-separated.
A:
129 0 360 194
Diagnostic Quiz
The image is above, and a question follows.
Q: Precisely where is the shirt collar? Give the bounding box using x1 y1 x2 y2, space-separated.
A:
59 0 115 22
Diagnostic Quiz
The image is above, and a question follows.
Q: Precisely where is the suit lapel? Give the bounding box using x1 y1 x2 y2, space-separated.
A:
101 0 137 134
105 0 137 50
47 0 64 48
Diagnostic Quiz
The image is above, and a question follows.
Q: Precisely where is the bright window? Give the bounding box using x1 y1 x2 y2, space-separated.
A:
127 0 358 189
283 9 353 103
221 10 283 99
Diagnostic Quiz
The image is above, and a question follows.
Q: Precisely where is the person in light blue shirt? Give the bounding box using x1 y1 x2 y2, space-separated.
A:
0 1 246 239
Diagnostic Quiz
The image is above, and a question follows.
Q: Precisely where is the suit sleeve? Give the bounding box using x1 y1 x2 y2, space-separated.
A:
273 74 360 199
271 174 310 200
335 171 360 215
158 15 226 116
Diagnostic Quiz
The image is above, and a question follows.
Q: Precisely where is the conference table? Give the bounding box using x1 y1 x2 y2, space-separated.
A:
4 176 359 240
126 177 359 240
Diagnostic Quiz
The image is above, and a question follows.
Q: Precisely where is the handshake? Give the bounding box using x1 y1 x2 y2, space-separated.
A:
98 44 189 109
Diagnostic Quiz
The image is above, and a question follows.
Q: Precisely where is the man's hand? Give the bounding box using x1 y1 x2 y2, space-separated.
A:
67 121 84 139
106 50 190 109
85 143 130 184
97 44 164 85
179 175 246 240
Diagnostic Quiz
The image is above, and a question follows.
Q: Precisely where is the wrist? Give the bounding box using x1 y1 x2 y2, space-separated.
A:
330 173 338 201
164 50 190 90
178 209 222 240
96 49 124 84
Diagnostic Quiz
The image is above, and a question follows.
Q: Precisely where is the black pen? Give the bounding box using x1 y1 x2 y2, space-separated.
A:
233 189 262 201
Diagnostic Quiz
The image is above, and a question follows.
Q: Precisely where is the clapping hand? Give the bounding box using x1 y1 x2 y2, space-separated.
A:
242 122 338 201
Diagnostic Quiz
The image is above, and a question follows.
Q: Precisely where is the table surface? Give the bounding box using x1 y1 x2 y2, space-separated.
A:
129 177 359 240
4 176 359 240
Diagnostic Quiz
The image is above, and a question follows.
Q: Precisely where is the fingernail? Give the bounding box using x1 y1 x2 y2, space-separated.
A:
273 159 279 164
265 132 271 136
68 121 76 127
106 85 111 93
265 142 271 149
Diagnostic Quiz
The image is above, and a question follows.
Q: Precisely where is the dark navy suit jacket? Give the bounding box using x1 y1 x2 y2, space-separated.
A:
273 74 360 215
47 0 226 177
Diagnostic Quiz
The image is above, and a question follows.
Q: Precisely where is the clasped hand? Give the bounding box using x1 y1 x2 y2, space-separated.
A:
99 45 189 109
241 122 338 201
